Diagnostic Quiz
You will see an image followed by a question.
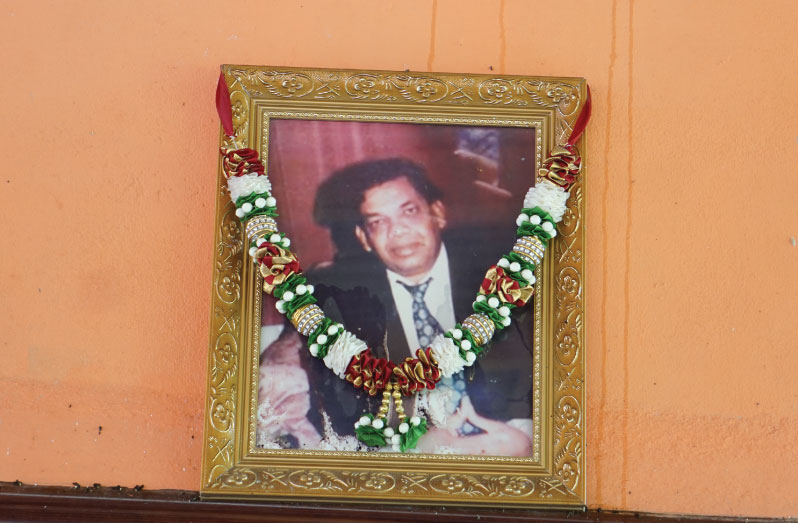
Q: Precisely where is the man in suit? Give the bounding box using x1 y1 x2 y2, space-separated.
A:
300 158 535 455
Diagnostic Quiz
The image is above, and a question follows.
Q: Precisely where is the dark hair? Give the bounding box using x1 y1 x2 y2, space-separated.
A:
313 158 443 256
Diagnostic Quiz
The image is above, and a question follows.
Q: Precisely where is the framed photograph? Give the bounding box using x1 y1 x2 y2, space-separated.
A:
202 65 587 508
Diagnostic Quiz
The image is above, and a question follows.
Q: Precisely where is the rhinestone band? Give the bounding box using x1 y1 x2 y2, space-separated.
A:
462 313 495 347
291 304 325 336
513 236 546 267
245 215 278 244
518 235 544 251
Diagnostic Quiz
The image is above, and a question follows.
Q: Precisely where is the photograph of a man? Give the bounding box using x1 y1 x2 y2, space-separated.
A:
256 120 537 456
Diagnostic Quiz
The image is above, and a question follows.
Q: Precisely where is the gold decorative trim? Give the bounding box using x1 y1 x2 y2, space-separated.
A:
225 67 580 144
207 467 579 502
203 65 586 507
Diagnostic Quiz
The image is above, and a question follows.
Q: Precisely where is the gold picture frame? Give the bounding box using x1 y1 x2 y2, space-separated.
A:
202 64 587 508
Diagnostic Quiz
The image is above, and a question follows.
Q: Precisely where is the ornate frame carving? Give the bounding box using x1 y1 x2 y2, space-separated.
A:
202 65 586 507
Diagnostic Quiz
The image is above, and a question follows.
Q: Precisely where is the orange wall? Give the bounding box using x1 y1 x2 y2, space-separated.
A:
1 0 796 518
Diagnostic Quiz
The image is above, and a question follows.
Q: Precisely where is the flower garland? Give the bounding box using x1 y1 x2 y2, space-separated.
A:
215 74 590 452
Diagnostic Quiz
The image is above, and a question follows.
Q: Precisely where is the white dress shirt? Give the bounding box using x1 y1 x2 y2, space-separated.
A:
385 245 456 356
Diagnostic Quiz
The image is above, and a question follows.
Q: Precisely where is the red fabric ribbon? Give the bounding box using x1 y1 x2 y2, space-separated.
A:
566 85 592 147
221 148 265 178
540 145 582 190
480 265 533 306
345 349 396 396
216 72 234 137
256 243 302 294
539 85 591 190
393 348 441 396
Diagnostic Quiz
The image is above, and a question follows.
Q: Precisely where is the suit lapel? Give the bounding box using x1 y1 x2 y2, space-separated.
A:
369 270 410 359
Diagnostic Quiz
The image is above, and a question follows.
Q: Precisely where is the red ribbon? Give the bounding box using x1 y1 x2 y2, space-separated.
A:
216 72 234 137
566 85 592 147
221 148 265 177
344 349 396 396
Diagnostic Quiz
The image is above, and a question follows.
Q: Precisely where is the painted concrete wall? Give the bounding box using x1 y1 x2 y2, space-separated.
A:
1 0 796 517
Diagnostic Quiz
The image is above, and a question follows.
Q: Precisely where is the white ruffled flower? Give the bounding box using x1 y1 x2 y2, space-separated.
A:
322 330 368 378
523 179 569 223
227 173 273 203
428 334 466 378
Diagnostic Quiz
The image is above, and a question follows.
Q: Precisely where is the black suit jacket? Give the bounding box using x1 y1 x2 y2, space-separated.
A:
300 228 534 436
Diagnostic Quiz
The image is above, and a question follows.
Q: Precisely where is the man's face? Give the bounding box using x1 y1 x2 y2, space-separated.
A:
354 176 446 282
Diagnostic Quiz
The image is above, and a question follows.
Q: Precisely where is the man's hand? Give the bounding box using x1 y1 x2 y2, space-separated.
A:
417 395 533 456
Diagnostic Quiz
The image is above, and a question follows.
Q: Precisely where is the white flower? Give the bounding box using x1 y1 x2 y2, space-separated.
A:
323 330 368 378
523 179 569 223
227 174 272 203
428 334 465 378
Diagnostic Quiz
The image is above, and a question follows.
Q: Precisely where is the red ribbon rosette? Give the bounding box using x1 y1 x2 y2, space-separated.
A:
220 147 265 178
480 266 534 307
345 349 396 396
393 348 441 396
255 243 301 294
539 144 582 190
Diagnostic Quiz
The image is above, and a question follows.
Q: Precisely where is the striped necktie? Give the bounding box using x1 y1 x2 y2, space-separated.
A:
398 278 443 348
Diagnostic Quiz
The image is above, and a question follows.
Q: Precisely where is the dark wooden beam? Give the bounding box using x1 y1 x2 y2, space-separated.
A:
0 482 778 522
